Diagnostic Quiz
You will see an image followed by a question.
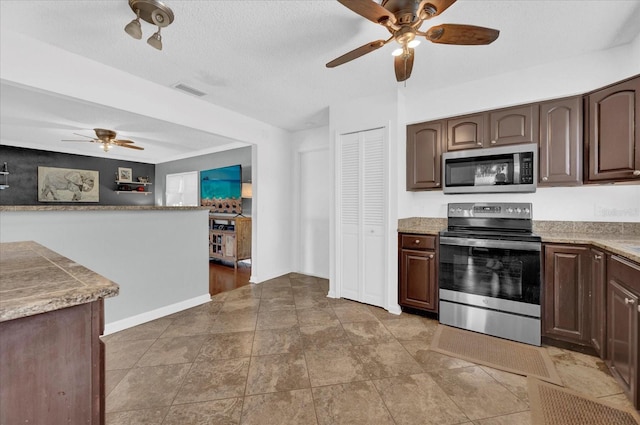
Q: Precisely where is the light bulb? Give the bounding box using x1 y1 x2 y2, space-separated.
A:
392 48 403 57
408 40 421 48
124 9 142 40
147 27 163 50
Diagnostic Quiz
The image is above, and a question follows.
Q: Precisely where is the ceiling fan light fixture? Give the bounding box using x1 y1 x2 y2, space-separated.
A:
407 39 421 48
124 9 142 39
391 48 404 57
147 27 162 50
125 0 173 50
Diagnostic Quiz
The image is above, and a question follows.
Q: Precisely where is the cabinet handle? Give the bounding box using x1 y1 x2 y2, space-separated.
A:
491 140 497 144
435 183 440 186
633 170 640 176
476 142 482 146
625 298 636 305
542 176 548 182
429 254 434 259
414 240 421 244
594 254 602 260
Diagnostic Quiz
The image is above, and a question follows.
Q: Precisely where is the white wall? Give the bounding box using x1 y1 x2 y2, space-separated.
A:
291 126 331 278
0 30 295 283
398 40 640 222
0 209 210 331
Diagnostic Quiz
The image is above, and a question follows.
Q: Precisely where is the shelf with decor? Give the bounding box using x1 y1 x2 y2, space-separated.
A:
0 162 9 190
208 215 251 269
114 180 153 195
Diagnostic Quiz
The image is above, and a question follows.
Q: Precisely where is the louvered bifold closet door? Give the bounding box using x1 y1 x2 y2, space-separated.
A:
362 129 386 306
340 132 361 301
338 128 387 307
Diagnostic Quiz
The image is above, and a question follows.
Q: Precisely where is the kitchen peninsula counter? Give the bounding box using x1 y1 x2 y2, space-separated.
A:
0 241 119 424
0 241 119 321
0 205 208 212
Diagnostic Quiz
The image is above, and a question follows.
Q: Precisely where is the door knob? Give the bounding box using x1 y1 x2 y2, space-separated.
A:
633 170 640 176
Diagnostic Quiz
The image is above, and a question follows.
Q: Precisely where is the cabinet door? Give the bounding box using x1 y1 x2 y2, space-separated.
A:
539 97 583 186
590 248 606 358
607 280 638 400
399 248 437 312
587 76 640 182
446 114 486 151
606 255 640 408
488 104 539 147
406 121 443 190
543 244 590 345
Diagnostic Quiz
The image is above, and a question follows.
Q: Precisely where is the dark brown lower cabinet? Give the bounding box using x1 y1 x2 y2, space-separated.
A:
543 244 591 345
399 233 438 312
606 255 640 409
590 248 607 358
0 300 105 424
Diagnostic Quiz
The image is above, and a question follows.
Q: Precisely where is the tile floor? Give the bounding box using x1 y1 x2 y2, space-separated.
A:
103 273 634 424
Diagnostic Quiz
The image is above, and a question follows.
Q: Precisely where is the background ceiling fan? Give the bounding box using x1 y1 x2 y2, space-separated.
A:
62 128 144 152
327 0 500 81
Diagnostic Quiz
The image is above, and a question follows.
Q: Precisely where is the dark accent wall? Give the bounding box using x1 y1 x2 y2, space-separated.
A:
0 145 155 206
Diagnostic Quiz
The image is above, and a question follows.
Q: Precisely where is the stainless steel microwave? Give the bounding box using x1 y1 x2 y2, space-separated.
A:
442 143 538 194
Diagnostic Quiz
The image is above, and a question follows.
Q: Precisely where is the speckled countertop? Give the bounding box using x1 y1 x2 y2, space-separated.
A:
398 217 640 263
0 205 209 211
0 241 119 322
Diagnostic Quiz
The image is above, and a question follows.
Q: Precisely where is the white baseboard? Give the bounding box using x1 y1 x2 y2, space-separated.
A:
103 294 211 335
386 303 402 315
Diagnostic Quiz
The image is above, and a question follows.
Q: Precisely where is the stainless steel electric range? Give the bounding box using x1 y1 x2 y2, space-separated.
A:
438 202 542 346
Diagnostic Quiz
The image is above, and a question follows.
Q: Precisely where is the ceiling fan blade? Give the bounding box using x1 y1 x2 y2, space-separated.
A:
117 143 145 150
326 39 388 68
113 139 135 144
61 139 94 142
338 0 396 24
394 48 414 82
72 132 96 139
421 0 457 18
425 24 499 45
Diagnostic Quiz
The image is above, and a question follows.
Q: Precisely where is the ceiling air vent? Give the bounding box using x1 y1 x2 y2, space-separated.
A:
172 83 207 97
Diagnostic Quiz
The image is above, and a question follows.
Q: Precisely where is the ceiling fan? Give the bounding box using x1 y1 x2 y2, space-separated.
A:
327 0 500 82
62 128 145 152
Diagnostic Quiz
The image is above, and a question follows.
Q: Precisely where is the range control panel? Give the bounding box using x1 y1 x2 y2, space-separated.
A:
447 202 533 219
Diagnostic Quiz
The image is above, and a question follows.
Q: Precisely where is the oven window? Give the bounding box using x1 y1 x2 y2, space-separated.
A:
440 244 540 304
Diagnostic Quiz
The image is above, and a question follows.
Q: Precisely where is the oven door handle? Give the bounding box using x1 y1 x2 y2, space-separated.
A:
439 236 541 252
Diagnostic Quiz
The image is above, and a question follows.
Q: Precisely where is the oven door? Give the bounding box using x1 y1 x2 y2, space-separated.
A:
438 235 541 308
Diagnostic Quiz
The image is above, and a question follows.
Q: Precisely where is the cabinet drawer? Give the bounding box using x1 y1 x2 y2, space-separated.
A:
400 234 436 250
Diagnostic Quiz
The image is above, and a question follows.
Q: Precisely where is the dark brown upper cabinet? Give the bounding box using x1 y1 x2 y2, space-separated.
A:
539 96 583 186
446 113 486 151
586 75 640 183
406 121 443 190
488 104 539 147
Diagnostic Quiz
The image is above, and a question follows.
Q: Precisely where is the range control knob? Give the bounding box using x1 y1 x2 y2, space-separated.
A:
516 208 522 214
507 208 514 213
456 208 463 214
524 208 530 214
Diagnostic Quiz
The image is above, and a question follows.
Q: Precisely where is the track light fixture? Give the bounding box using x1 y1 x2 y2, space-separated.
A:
124 0 174 51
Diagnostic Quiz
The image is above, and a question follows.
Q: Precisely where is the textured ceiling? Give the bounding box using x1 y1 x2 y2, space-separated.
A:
1 0 640 162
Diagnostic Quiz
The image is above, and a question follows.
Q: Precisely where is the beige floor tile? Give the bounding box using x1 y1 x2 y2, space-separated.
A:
296 307 340 327
312 381 395 425
245 353 310 395
353 341 424 378
210 311 258 334
256 308 298 329
373 373 469 425
366 304 403 320
259 296 297 311
102 318 173 343
550 350 622 397
106 364 191 412
160 312 218 337
299 323 351 351
342 320 395 345
219 297 261 313
105 407 169 424
162 398 243 425
105 339 155 370
304 345 369 387
332 304 379 323
401 339 476 371
173 357 250 404
381 316 438 341
294 294 331 309
224 284 262 300
429 366 529 421
480 366 530 403
252 327 302 356
135 335 209 367
473 411 531 425
261 286 293 299
105 369 129 397
165 301 223 320
196 331 255 361
241 389 317 425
